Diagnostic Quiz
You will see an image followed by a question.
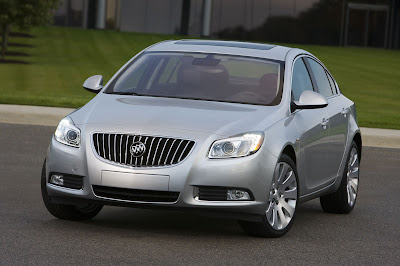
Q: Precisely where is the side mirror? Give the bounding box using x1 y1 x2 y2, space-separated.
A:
83 75 103 93
291 90 328 112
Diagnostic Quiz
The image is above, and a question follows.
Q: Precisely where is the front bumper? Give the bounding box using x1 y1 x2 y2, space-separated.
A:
46 126 278 219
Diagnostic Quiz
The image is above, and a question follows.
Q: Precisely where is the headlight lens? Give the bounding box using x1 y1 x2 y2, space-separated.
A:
208 132 264 158
54 116 81 147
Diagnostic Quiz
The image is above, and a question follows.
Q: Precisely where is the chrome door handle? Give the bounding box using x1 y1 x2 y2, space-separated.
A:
321 118 329 129
341 108 349 117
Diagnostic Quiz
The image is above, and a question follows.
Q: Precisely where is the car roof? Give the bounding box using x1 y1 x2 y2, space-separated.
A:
146 40 293 61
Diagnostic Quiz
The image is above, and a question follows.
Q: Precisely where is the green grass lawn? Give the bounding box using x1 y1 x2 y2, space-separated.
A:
1 26 399 129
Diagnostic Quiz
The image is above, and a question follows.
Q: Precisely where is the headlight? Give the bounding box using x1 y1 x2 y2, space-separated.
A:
208 132 264 158
54 116 81 148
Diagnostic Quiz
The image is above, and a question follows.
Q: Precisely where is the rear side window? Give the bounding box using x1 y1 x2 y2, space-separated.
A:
326 71 338 94
291 58 314 101
306 58 333 98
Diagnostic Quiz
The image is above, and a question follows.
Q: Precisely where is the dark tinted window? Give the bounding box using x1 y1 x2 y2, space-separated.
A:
306 58 333 98
326 71 337 94
158 57 181 84
291 58 313 101
115 60 150 90
108 52 283 106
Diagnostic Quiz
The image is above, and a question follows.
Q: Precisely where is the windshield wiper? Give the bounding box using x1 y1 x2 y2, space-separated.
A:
112 91 141 96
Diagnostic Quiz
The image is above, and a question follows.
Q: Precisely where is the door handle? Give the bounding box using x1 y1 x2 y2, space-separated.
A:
321 118 329 129
341 108 349 117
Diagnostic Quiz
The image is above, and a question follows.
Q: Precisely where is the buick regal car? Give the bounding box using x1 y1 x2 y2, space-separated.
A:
41 40 361 237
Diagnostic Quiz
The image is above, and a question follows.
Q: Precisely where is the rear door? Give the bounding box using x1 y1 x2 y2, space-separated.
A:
305 58 348 182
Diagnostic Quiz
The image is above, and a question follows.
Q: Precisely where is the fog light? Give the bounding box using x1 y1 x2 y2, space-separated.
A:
50 174 64 186
227 189 251 200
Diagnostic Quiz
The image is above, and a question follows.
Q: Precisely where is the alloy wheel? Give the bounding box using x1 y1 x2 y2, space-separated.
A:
266 162 297 230
347 147 359 207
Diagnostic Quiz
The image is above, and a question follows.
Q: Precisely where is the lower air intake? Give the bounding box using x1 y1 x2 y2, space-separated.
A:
92 185 179 203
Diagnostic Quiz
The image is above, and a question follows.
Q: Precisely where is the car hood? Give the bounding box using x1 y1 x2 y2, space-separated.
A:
70 94 284 137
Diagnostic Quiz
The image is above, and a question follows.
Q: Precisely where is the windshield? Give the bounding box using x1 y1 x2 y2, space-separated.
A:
106 52 283 106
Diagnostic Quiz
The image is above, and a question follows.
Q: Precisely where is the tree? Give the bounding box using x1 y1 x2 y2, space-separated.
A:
0 0 60 60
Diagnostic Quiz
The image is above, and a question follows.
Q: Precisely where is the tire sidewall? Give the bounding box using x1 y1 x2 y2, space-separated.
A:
261 154 299 237
341 141 360 212
41 159 103 220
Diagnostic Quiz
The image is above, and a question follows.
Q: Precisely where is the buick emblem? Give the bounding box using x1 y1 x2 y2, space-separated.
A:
130 142 146 157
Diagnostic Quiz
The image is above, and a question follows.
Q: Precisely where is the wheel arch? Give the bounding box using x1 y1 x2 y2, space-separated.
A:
352 131 362 162
280 144 297 167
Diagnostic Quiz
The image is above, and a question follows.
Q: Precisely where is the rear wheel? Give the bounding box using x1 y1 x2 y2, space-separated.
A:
320 141 360 214
41 160 103 221
239 154 298 238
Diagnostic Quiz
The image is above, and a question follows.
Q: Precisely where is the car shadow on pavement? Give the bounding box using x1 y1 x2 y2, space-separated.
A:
40 199 328 238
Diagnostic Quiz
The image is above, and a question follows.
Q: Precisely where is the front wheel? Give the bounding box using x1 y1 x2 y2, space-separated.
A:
239 154 298 238
41 160 103 221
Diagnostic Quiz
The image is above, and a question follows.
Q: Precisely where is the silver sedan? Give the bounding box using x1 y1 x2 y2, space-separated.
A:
42 40 361 237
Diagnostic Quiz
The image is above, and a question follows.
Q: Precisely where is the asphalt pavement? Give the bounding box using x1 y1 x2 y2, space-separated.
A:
0 122 399 265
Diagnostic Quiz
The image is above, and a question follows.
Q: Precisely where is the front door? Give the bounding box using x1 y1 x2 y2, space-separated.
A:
294 109 331 190
291 57 331 191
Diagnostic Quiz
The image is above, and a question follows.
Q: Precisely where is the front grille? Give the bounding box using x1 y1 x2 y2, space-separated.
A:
92 133 195 167
92 185 179 203
198 186 228 201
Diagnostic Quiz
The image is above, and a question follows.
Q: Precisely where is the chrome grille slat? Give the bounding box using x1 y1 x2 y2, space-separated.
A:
96 134 100 157
178 141 191 162
119 134 123 164
135 136 142 166
114 134 117 162
130 135 136 165
124 135 129 164
170 139 184 165
108 134 111 160
140 137 149 166
102 134 106 159
146 137 156 166
158 138 171 166
93 133 194 168
151 138 162 166
164 139 177 165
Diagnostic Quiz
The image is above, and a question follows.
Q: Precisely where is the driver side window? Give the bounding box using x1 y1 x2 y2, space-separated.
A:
291 58 314 101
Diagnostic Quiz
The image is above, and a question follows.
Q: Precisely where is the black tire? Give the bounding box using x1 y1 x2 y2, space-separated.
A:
239 154 298 238
41 160 103 221
320 141 360 214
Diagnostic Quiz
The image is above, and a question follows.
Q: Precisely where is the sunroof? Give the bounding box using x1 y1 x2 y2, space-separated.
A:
175 40 275 50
